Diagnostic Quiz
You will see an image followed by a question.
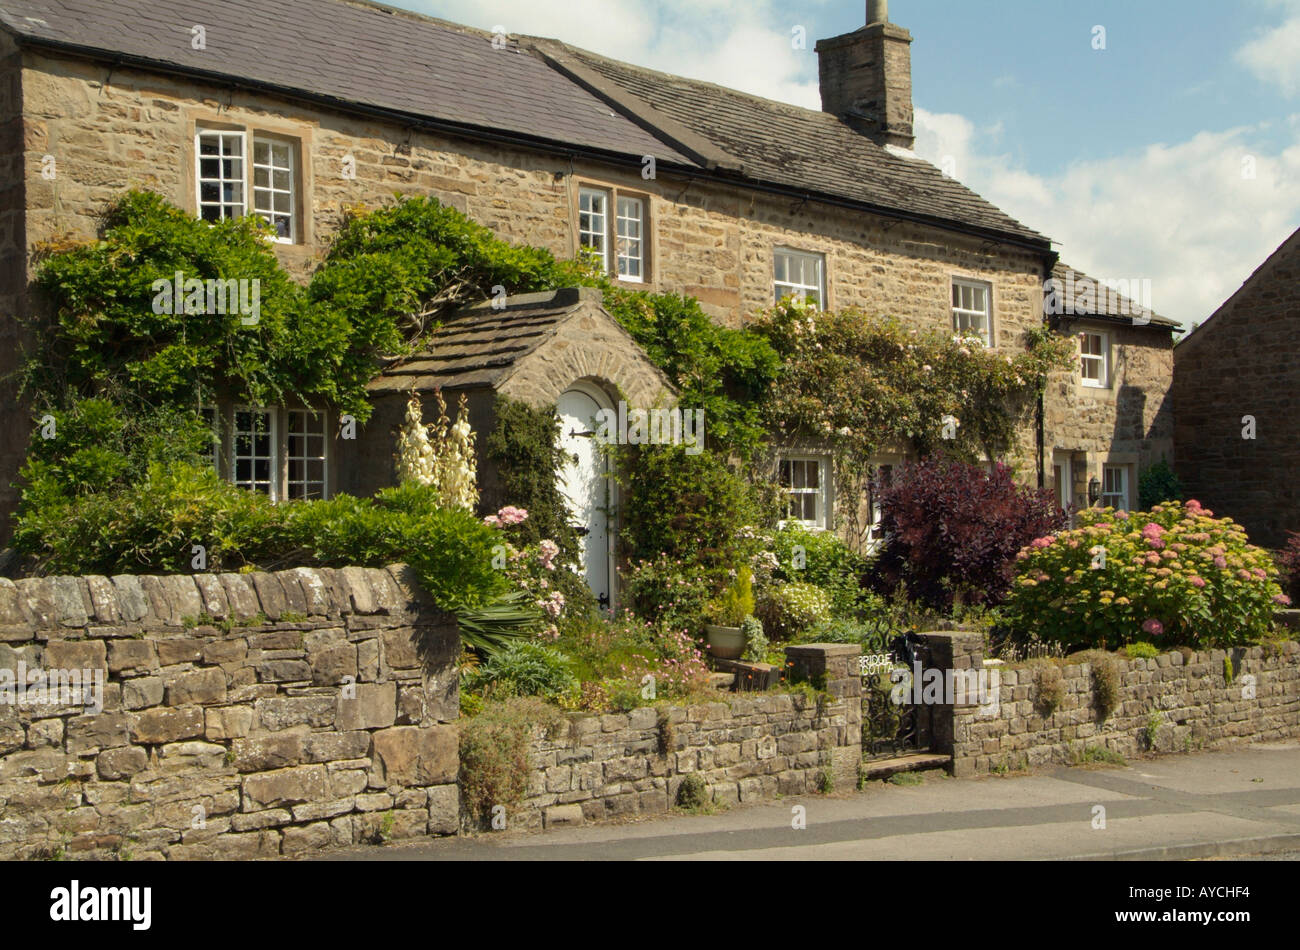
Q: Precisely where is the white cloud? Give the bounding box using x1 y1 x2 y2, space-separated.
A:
914 108 1300 328
1238 14 1300 96
416 0 820 105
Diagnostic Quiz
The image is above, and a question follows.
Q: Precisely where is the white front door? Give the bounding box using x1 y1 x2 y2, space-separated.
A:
556 387 612 609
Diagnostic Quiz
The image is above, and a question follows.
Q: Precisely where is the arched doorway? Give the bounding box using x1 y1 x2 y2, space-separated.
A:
556 383 614 610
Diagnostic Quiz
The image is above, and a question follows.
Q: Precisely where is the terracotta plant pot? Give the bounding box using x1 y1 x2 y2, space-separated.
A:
705 624 745 660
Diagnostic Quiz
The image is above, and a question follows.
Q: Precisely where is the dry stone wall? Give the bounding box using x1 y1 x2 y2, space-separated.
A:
0 565 459 860
917 632 1300 776
520 643 861 830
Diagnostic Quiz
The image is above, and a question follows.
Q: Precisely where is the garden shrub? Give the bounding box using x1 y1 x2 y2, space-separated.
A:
704 567 755 627
1138 458 1183 511
458 697 562 828
1275 532 1300 606
621 556 719 635
873 456 1067 611
740 616 768 663
1006 500 1288 650
801 615 895 656
756 582 833 641
767 523 871 617
482 396 581 564
463 641 578 701
1123 642 1160 660
617 442 762 572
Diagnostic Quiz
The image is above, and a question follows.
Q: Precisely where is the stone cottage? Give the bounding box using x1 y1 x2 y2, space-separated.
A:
1172 226 1300 548
0 0 1176 600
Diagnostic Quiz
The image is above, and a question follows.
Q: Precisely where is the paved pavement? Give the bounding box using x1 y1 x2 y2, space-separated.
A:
326 742 1300 861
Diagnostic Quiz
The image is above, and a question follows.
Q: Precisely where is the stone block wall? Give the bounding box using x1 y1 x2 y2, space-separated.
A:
0 565 459 860
518 644 861 830
916 632 1300 777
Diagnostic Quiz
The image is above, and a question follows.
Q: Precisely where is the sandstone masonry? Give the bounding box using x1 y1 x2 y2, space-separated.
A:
0 565 460 860
916 632 1300 776
520 643 861 830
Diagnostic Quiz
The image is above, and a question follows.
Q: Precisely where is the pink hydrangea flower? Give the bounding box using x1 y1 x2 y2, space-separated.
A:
1274 594 1293 607
1213 556 1228 569
1030 536 1056 550
1189 576 1206 589
496 506 529 525
1142 618 1164 636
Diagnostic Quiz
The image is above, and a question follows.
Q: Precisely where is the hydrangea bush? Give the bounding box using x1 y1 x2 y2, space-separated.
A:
1006 500 1289 649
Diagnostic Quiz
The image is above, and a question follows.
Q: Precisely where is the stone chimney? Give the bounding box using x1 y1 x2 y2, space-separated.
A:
815 0 914 149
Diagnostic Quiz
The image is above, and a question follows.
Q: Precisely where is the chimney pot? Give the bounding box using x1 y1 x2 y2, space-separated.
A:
868 0 888 23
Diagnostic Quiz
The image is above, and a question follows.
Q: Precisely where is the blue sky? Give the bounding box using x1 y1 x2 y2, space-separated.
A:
395 0 1300 328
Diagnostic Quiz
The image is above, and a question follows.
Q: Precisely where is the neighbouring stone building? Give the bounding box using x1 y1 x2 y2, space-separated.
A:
1172 227 1300 548
0 0 1176 600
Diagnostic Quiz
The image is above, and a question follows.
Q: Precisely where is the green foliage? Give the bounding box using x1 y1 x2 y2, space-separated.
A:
1006 500 1287 650
27 191 341 414
750 299 1075 548
705 567 754 627
675 773 709 811
617 442 762 571
1138 458 1184 511
756 582 833 641
1025 660 1065 716
1223 654 1235 684
464 641 578 701
768 523 871 617
740 615 768 664
1144 712 1162 750
458 697 562 828
802 614 895 656
1123 641 1160 659
1079 651 1121 722
620 556 720 635
602 288 780 458
482 396 581 564
14 463 527 644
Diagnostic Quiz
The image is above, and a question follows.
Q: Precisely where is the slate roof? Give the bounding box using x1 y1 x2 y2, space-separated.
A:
0 0 1052 250
1051 262 1179 330
368 288 599 393
0 0 691 163
535 39 1051 247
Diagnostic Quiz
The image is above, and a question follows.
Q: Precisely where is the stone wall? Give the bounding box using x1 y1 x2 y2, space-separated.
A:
1172 232 1300 548
1044 321 1176 511
916 632 1300 777
518 643 861 830
0 565 459 860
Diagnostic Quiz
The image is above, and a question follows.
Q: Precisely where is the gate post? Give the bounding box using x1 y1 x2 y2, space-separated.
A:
784 643 861 791
912 631 985 761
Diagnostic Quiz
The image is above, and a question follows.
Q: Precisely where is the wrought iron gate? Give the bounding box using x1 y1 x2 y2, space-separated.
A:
862 632 930 759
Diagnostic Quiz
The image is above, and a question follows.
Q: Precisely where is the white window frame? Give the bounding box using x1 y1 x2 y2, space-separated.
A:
252 135 297 244
616 195 644 283
774 248 826 309
578 187 609 271
286 408 329 500
196 129 247 223
1080 330 1109 388
777 455 830 530
232 406 279 500
1101 464 1129 511
952 278 993 347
